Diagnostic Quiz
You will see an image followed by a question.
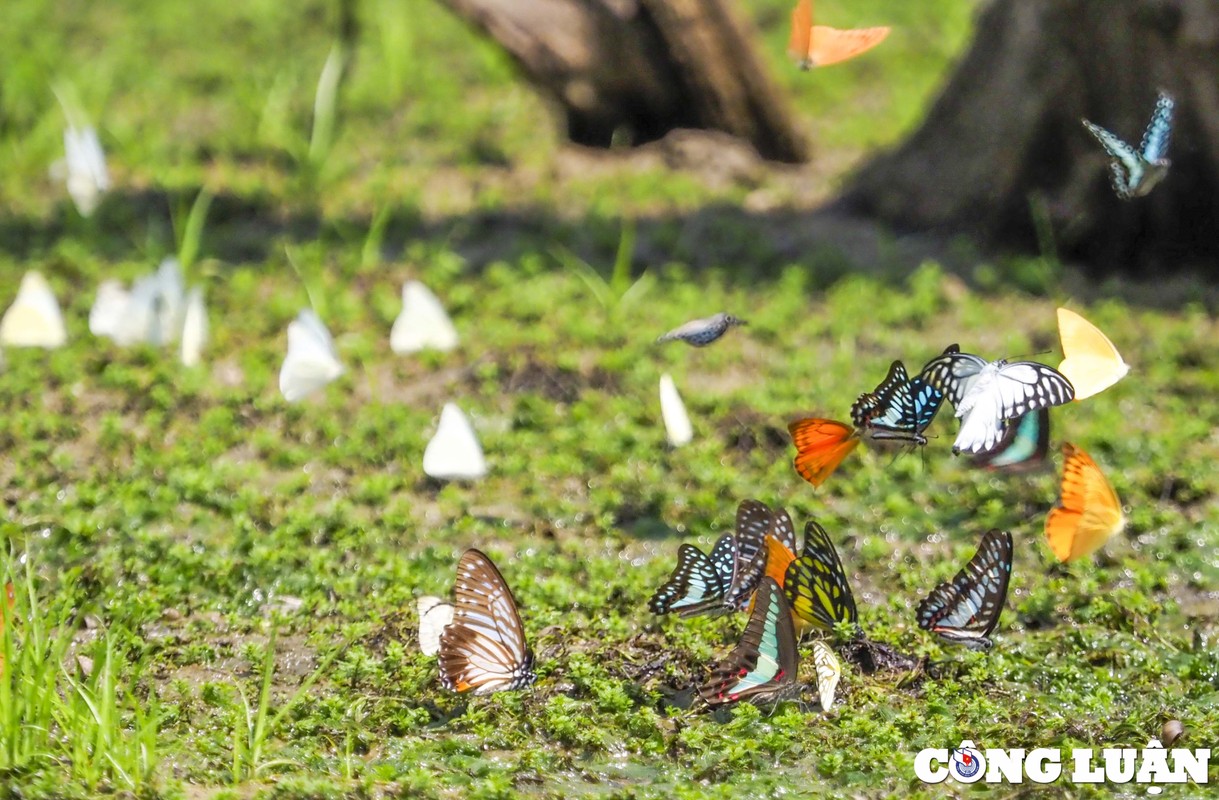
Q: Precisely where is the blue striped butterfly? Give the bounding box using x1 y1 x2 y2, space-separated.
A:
971 408 1050 472
916 529 1012 650
851 360 944 445
1082 91 1174 200
721 500 780 611
649 534 736 616
438 549 536 694
918 344 1074 455
699 577 799 706
783 520 861 636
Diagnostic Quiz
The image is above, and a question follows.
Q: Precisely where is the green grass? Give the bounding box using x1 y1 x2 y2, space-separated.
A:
1 0 1217 798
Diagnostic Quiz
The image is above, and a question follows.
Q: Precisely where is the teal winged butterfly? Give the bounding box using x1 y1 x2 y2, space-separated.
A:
1082 91 1174 200
648 534 736 617
699 577 799 706
971 408 1050 472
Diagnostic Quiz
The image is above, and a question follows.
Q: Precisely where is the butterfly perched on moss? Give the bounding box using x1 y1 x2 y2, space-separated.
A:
699 577 799 707
916 529 1012 650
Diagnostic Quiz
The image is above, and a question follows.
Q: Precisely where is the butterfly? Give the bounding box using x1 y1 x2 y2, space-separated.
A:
1045 443 1125 562
438 548 536 694
656 313 747 347
180 287 208 368
721 500 780 611
812 641 841 711
1056 308 1130 401
788 418 860 487
659 373 693 447
1081 91 1174 200
416 595 455 657
916 529 1013 650
391 281 459 354
649 534 736 616
783 520 860 636
278 308 345 402
423 402 487 480
918 344 1074 455
0 271 67 349
699 577 799 707
62 125 111 217
787 0 890 69
89 280 130 340
970 408 1050 473
850 360 945 444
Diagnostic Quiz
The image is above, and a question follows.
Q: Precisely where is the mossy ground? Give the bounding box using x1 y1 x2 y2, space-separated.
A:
1 0 1217 798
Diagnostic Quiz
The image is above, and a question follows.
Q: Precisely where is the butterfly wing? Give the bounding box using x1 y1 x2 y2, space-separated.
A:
391 281 459 354
417 595 455 657
916 529 1013 649
699 577 799 706
279 310 345 402
659 373 693 446
649 536 735 616
787 0 813 67
1140 92 1174 163
0 272 67 349
1045 443 1125 561
788 418 860 487
953 361 1074 455
1082 120 1141 199
852 361 940 443
784 520 859 634
723 500 774 611
768 507 798 555
438 549 535 694
812 641 841 711
971 408 1050 472
1056 307 1130 400
918 345 987 410
808 26 890 67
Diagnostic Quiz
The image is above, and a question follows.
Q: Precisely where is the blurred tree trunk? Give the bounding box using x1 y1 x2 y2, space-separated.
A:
438 0 808 163
836 0 1219 274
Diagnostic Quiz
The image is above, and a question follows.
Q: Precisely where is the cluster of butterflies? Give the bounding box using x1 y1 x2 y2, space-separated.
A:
0 268 489 482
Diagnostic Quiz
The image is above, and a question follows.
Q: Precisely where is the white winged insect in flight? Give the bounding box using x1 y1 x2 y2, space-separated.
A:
422 402 487 480
656 313 747 347
278 309 345 402
1081 91 1174 199
62 126 111 217
390 281 459 354
659 373 693 446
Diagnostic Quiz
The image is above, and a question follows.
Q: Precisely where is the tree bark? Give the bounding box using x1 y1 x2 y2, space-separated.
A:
836 0 1219 274
439 0 808 163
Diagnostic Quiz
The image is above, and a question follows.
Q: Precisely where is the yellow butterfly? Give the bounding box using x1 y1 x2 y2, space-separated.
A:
812 641 841 711
1057 308 1130 400
1045 443 1125 561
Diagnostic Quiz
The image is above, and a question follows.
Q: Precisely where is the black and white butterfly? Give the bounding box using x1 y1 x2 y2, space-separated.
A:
918 344 1074 455
648 534 737 616
1082 91 1174 200
850 360 945 445
699 577 800 706
916 529 1013 650
721 499 778 611
438 549 536 694
656 313 747 347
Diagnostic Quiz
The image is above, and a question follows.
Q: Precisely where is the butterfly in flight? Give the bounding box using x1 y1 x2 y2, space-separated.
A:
1045 443 1125 562
787 0 890 69
649 534 737 617
970 408 1050 473
788 418 860 487
1056 308 1130 401
699 577 800 707
438 549 536 694
279 308 345 402
1081 91 1174 200
783 520 861 637
656 313 747 347
659 373 693 447
916 529 1013 650
851 360 945 445
812 641 841 711
918 344 1074 455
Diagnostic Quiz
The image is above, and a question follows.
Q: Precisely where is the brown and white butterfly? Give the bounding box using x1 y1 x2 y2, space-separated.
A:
438 549 536 694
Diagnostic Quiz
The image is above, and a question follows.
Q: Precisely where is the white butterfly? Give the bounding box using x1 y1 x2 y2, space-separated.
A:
1081 91 1174 200
107 259 187 347
423 402 487 480
659 373 693 446
417 595 455 657
63 126 111 217
919 345 1074 455
812 641 841 711
180 287 208 367
89 280 130 339
278 309 345 402
390 281 458 354
0 271 68 349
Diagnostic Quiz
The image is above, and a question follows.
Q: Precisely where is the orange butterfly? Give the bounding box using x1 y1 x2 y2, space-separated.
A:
788 418 860 487
788 0 891 69
1045 443 1126 561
